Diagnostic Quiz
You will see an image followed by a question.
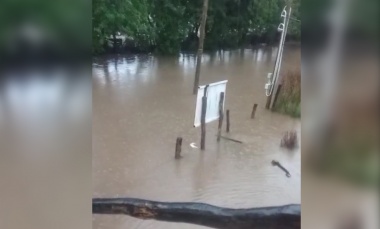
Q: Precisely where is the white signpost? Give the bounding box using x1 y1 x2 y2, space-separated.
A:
194 80 227 127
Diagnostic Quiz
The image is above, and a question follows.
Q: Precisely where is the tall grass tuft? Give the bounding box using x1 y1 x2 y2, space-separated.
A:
273 68 301 118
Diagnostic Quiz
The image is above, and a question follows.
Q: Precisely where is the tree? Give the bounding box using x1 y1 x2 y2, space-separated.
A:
150 0 188 54
193 0 210 94
288 0 301 40
92 0 153 53
92 0 301 55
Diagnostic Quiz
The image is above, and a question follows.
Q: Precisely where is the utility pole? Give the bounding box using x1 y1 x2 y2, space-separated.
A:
193 0 210 95
265 4 292 109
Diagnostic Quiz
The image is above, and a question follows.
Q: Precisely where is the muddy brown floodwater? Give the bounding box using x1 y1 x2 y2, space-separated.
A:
92 45 301 229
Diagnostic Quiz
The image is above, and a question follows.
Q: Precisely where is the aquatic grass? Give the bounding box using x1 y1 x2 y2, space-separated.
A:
273 69 301 118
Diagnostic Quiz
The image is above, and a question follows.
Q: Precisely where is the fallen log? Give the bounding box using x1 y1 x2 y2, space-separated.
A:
93 198 300 229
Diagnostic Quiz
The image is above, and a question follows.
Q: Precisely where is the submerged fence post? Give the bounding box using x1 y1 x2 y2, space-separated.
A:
217 92 225 142
251 103 258 119
265 94 272 109
271 84 282 110
200 96 207 150
175 137 183 159
200 86 208 150
226 109 230 133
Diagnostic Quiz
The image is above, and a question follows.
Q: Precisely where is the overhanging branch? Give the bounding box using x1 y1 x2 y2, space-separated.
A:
93 198 300 229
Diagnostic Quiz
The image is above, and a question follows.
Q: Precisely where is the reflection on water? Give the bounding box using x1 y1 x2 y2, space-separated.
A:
92 45 301 229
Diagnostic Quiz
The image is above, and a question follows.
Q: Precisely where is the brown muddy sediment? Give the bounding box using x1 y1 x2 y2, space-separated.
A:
93 46 301 229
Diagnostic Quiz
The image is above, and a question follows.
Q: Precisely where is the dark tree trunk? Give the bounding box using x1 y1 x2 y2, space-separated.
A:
93 198 300 229
193 0 210 94
112 32 117 53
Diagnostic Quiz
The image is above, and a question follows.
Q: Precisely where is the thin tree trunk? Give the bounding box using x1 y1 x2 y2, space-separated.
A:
93 198 300 229
112 32 117 53
193 0 210 94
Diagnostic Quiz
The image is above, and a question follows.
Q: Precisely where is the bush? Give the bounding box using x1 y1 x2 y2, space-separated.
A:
280 131 298 149
273 69 301 118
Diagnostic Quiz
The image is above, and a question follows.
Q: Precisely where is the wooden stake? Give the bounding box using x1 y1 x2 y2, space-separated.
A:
226 109 230 133
217 92 225 142
271 84 282 111
200 85 209 150
251 103 258 119
175 137 182 159
200 96 207 150
265 94 272 109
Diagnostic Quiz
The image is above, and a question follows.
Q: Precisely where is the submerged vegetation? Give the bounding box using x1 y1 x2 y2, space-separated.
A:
273 68 301 118
281 131 298 149
92 0 300 55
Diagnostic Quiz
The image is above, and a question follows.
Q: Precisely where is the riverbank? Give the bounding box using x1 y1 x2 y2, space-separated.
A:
93 41 301 58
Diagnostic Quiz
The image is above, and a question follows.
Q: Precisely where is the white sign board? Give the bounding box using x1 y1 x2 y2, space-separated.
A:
194 80 227 127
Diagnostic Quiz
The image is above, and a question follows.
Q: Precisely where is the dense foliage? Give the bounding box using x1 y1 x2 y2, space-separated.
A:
1 0 91 58
92 0 300 54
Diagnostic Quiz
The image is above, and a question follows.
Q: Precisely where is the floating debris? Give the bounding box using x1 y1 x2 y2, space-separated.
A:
280 131 297 149
190 142 198 149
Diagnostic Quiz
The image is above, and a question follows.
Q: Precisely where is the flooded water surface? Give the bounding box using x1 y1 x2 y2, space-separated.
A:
92 45 301 229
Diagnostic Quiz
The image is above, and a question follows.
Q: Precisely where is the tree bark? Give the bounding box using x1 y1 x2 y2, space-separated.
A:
93 198 300 229
193 0 210 94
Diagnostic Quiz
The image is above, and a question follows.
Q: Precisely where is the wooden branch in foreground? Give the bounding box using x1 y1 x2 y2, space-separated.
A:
93 198 300 229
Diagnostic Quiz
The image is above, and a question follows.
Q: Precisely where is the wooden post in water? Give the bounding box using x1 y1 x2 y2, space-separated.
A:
200 86 208 150
251 103 258 119
175 137 182 159
271 84 282 111
217 92 225 142
192 0 210 94
200 96 207 150
265 94 272 109
226 109 230 133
